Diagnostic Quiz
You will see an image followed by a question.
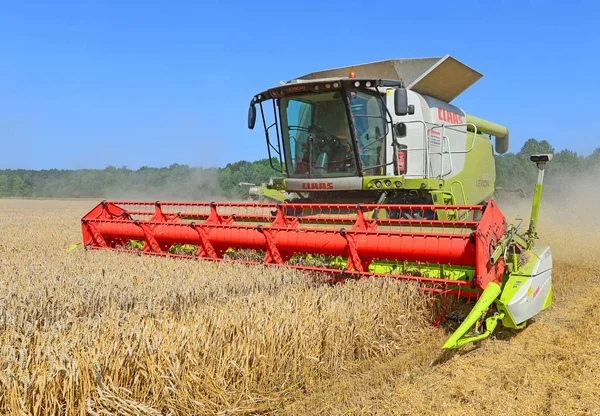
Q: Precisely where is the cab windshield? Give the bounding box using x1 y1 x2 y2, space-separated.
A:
280 90 386 178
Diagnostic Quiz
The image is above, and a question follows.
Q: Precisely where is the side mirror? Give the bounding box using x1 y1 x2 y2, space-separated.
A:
248 105 257 130
394 88 408 116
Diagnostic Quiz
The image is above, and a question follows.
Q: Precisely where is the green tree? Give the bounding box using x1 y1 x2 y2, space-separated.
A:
219 166 235 192
586 148 600 169
11 176 30 197
517 138 555 160
0 174 9 196
553 149 583 174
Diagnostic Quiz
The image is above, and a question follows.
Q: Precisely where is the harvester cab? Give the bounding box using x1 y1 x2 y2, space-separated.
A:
82 55 553 350
248 55 509 208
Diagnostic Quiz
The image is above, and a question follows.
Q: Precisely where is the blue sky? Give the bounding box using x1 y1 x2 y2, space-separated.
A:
1 1 598 170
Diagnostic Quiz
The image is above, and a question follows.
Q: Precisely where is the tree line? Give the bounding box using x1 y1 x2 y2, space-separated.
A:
1 139 598 200
0 159 276 200
495 139 599 197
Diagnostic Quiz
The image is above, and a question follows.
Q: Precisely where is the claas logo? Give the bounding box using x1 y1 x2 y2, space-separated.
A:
302 182 334 190
438 108 464 124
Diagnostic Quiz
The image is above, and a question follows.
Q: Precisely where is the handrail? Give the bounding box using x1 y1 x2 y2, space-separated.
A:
440 123 479 154
441 134 453 177
426 122 479 179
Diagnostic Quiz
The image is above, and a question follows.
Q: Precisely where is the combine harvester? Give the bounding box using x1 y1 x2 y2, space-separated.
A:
82 56 553 348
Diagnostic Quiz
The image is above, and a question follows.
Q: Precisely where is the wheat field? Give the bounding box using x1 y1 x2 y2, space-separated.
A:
0 198 599 415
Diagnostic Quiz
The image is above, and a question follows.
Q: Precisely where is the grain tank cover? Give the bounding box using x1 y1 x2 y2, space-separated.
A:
296 54 482 103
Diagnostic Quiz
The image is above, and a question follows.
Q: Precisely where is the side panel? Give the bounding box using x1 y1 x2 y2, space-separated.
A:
449 134 496 204
423 95 467 180
502 246 553 326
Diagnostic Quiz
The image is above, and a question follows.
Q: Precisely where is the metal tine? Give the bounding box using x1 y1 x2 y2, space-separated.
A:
101 200 481 233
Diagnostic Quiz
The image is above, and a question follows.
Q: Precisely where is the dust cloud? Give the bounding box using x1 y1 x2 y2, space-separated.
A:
102 168 231 202
497 166 600 266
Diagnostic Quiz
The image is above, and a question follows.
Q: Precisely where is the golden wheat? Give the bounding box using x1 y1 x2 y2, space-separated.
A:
1 198 599 415
0 199 435 415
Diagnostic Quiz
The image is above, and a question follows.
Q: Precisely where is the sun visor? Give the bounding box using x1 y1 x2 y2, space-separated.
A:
295 55 482 103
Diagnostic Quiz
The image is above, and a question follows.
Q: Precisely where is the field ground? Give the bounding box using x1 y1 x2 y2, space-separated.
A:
0 198 598 415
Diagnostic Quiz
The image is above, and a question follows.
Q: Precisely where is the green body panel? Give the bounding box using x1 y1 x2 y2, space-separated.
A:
441 131 496 205
275 176 446 193
361 176 445 192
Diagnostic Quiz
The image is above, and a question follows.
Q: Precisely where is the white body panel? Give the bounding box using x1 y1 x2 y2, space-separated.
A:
384 90 470 180
423 95 467 180
507 246 553 324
